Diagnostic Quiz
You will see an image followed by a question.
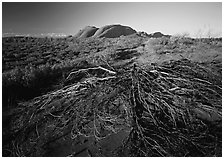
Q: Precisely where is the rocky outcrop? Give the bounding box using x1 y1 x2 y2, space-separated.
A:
74 24 137 38
74 26 99 38
93 24 136 38
148 32 171 38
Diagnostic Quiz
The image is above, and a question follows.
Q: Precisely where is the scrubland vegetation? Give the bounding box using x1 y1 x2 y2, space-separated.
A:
2 34 222 156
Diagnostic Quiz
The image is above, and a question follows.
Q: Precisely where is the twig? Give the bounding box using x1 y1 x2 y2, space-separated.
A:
99 56 115 71
66 66 116 80
48 112 62 118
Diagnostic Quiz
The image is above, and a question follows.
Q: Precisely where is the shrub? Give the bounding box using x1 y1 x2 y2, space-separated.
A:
2 64 61 109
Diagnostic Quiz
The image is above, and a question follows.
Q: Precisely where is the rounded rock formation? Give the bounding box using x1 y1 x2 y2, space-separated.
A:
74 26 99 38
74 24 137 38
93 24 137 38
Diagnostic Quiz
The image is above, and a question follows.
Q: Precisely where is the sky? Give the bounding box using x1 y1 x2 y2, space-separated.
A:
2 2 222 37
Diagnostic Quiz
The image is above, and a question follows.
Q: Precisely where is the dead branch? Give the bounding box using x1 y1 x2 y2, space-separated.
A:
7 59 221 157
99 56 115 71
66 66 117 80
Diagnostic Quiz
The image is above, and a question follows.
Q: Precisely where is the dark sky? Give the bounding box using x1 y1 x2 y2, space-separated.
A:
2 2 222 37
3 2 84 34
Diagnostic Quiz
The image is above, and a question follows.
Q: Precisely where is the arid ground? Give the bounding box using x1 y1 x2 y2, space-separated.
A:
2 33 222 156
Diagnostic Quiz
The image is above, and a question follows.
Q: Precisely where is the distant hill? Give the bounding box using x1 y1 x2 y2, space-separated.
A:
74 24 171 39
136 31 170 38
148 32 171 38
74 24 137 38
73 26 99 38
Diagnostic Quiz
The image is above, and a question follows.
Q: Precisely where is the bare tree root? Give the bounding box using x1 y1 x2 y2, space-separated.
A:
5 59 221 157
121 59 221 157
66 66 116 80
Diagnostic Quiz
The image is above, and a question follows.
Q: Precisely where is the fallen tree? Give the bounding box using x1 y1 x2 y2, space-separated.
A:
3 59 222 157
